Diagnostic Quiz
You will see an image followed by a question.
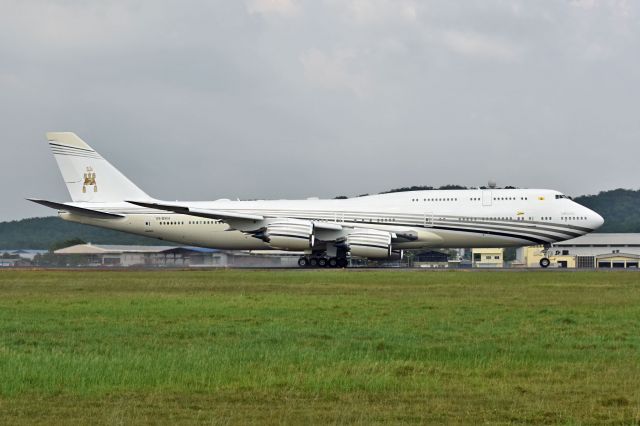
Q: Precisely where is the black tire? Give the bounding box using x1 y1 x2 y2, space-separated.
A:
328 257 338 268
309 258 318 267
298 257 309 268
337 258 348 268
540 257 551 268
318 257 328 267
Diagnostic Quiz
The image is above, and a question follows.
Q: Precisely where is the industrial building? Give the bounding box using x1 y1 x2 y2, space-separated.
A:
472 248 504 268
0 257 28 267
412 250 462 268
0 249 46 267
516 233 640 269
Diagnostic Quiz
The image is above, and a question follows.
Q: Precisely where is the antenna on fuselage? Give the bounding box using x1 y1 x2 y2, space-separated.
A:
488 180 497 189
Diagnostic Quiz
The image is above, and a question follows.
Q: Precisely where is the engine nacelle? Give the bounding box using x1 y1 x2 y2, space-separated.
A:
254 218 314 251
345 228 394 258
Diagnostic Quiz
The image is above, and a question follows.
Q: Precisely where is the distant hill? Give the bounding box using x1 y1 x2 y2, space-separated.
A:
0 217 161 250
1 188 639 249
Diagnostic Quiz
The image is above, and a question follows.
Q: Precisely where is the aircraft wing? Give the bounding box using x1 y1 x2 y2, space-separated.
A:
125 199 435 259
126 200 265 221
127 200 344 231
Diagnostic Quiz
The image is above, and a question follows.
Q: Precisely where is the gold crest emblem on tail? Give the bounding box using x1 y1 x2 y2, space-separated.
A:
82 166 97 193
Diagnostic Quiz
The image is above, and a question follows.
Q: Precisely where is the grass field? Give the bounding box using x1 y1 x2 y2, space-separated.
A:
0 269 639 424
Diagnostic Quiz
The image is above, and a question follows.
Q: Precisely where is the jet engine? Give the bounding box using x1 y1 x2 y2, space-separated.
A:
253 218 314 251
345 228 394 258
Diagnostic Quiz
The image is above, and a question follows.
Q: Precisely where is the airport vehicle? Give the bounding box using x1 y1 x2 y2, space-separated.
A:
29 133 604 267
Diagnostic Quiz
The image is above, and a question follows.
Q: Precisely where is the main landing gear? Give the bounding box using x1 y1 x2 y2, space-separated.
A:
298 255 348 268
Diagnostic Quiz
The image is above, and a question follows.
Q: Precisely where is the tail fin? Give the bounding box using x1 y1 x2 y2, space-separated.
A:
46 132 151 203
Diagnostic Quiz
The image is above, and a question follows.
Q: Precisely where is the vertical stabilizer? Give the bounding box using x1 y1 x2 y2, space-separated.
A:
47 132 151 203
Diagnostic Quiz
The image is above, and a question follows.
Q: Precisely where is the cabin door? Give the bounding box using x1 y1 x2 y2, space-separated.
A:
423 212 433 227
482 190 492 206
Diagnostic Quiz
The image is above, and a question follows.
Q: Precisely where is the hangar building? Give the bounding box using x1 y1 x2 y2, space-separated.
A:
516 233 640 269
54 244 299 267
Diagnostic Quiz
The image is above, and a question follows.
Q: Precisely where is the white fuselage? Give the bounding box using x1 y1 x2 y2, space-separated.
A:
60 188 604 250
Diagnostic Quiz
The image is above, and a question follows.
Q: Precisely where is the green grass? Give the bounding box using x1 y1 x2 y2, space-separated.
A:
0 270 639 424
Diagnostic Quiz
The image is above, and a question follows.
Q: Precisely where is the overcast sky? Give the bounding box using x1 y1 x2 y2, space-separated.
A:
1 0 639 221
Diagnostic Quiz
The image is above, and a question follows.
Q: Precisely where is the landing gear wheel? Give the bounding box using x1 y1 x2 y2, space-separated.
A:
337 258 348 268
309 258 318 267
540 258 550 268
328 257 338 268
317 257 328 267
298 257 309 268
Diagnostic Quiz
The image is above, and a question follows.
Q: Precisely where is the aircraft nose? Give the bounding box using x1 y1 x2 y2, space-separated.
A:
589 210 604 230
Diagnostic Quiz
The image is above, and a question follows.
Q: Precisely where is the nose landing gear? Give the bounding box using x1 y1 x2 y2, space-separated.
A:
539 244 552 268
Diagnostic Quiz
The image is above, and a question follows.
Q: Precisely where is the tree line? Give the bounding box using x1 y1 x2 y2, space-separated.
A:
0 217 159 250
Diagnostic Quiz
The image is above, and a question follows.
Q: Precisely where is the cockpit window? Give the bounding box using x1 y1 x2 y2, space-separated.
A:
555 194 571 200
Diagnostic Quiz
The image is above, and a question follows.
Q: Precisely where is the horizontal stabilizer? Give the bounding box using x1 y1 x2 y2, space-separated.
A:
27 198 125 219
126 201 265 221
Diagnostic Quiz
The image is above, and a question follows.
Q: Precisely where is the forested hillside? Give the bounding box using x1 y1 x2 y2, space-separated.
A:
1 188 639 249
0 217 160 250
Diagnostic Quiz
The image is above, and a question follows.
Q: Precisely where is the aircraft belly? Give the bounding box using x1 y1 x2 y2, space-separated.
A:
424 229 529 248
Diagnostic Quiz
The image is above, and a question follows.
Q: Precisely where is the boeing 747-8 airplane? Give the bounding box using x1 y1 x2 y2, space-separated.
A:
29 132 604 267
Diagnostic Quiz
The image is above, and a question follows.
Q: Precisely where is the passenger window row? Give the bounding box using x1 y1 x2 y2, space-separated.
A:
412 198 459 202
158 220 221 225
413 196 530 202
458 217 524 222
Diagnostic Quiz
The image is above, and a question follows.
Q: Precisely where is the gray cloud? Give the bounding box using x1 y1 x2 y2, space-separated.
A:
1 0 639 220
